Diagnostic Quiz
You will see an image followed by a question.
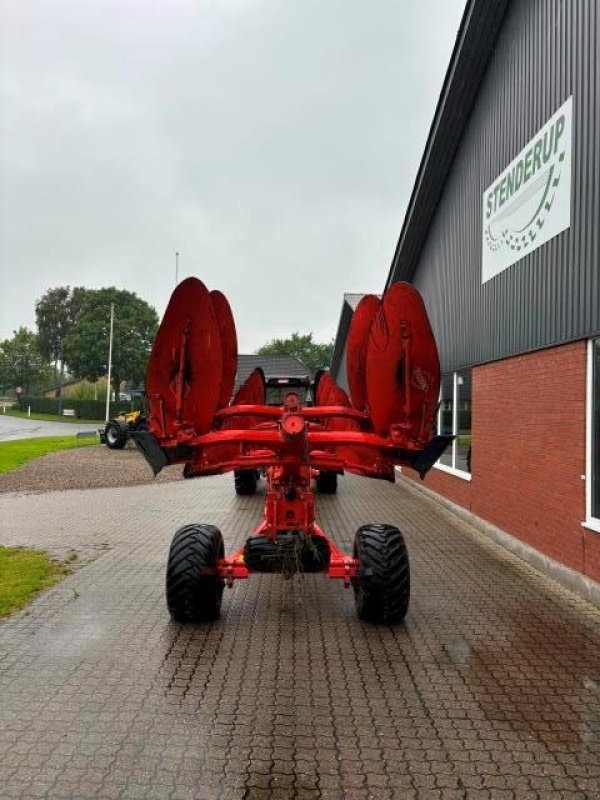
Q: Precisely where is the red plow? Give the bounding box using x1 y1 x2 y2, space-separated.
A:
133 278 452 624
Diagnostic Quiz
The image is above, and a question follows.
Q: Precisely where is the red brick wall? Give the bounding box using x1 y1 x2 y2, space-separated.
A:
406 340 599 581
586 531 600 583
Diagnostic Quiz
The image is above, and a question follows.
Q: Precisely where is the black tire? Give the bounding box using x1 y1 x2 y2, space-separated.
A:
316 470 338 494
352 523 410 624
104 420 127 449
234 469 258 495
244 534 280 573
182 463 201 480
244 532 330 574
166 524 225 623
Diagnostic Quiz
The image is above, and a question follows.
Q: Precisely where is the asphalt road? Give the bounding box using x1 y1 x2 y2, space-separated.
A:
1 473 598 799
0 413 100 442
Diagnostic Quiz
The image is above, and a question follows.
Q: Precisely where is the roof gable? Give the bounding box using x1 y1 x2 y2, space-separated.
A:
235 354 310 390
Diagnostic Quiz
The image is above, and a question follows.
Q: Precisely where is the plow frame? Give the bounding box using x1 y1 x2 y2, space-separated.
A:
134 397 450 593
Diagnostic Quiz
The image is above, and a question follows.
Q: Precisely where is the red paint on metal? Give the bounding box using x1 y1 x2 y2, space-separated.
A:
366 281 440 441
215 470 359 584
346 294 380 411
224 368 266 432
281 412 306 438
314 373 358 437
315 372 350 408
145 277 223 437
231 368 265 406
210 290 238 408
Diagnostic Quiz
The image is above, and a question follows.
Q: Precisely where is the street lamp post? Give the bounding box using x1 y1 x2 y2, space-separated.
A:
57 358 63 418
105 303 115 423
175 251 179 287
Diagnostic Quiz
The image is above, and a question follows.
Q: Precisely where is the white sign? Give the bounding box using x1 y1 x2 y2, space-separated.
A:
482 96 572 283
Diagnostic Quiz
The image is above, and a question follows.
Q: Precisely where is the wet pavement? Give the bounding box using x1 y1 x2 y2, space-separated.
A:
0 474 599 799
0 413 99 441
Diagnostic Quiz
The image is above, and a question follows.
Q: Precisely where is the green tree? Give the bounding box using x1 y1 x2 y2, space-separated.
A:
0 328 49 395
63 288 159 397
256 332 334 373
35 286 88 395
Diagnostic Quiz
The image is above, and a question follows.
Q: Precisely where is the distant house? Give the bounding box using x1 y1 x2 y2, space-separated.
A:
234 355 310 391
120 382 145 401
42 379 144 403
41 378 87 399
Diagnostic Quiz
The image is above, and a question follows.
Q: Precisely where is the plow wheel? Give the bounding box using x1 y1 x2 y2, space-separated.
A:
315 470 338 494
234 469 258 495
244 532 330 574
352 523 410 624
166 524 224 623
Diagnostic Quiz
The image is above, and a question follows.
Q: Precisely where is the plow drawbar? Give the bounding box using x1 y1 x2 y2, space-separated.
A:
133 278 452 624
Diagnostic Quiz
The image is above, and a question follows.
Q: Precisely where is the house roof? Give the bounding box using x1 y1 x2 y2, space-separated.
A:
385 0 510 287
234 354 310 390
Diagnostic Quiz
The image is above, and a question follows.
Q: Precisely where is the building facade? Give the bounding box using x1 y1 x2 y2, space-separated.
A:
333 0 600 584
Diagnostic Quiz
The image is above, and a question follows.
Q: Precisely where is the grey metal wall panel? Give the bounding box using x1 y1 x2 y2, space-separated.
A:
396 0 600 372
336 340 349 393
330 303 352 384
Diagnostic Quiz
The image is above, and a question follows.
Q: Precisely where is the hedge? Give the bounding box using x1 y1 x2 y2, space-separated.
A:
18 396 143 420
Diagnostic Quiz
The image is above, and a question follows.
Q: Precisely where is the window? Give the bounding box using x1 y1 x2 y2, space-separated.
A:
435 369 472 478
439 374 454 468
586 338 600 528
456 370 472 473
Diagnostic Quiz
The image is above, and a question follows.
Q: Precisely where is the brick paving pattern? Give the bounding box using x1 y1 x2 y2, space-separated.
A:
0 474 599 799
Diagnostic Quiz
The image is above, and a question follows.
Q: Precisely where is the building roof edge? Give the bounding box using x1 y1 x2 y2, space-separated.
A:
385 0 510 288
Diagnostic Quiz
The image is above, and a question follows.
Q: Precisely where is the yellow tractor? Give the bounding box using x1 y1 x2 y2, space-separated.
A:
100 410 148 449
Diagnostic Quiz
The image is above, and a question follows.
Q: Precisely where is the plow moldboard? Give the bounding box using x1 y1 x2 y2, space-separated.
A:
346 293 381 412
366 282 440 439
146 277 223 436
210 289 238 409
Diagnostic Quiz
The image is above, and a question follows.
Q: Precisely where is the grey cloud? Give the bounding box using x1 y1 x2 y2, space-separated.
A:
1 0 465 352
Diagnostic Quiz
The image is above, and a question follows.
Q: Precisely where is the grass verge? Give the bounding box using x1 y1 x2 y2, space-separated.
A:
0 547 74 617
2 408 103 424
0 436 98 474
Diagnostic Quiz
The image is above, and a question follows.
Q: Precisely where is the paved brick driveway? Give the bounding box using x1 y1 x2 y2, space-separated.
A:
0 474 599 799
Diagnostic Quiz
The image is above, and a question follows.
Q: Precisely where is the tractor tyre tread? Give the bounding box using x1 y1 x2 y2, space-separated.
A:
244 532 330 573
353 523 410 624
166 523 224 623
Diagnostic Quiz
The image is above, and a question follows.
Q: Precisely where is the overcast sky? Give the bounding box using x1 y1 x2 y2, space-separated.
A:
1 0 465 352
